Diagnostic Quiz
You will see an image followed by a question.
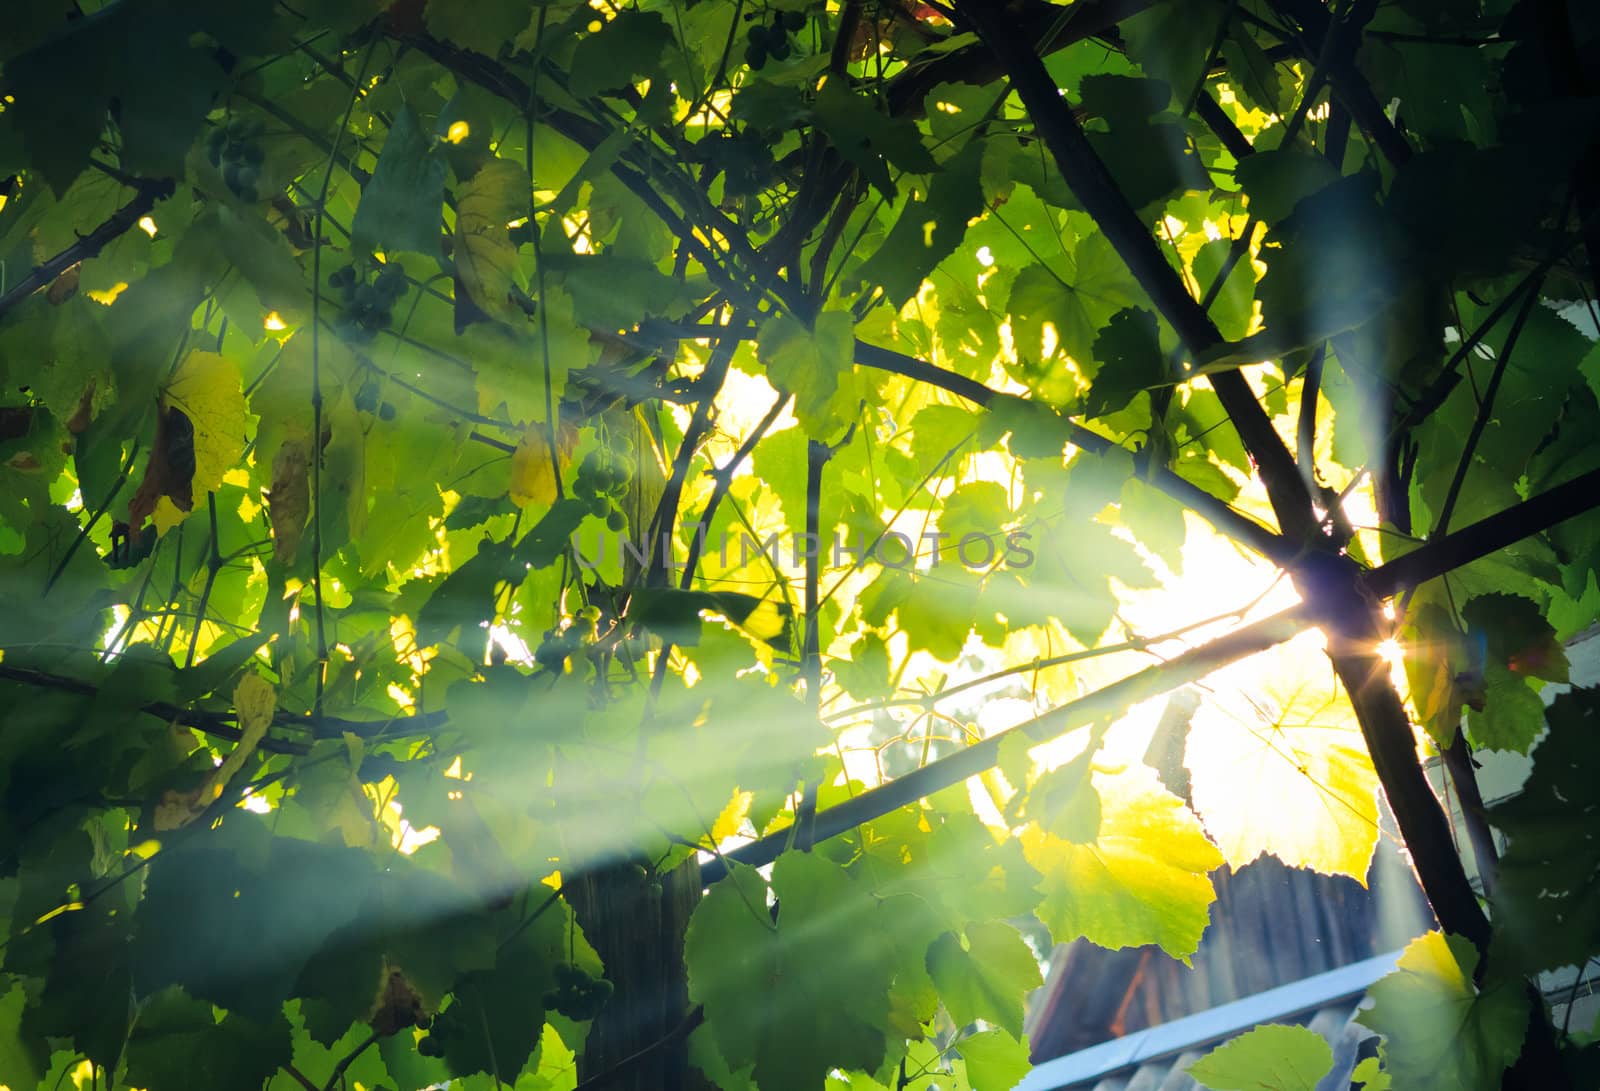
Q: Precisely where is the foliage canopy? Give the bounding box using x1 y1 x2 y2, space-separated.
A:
1 0 1599 1089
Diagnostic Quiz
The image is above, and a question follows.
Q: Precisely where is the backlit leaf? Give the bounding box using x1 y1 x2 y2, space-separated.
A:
1024 763 1222 960
1356 932 1527 1091
1185 635 1380 880
455 158 529 325
1186 1023 1333 1091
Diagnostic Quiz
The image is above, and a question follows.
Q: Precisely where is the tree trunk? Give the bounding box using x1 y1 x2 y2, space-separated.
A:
566 855 704 1090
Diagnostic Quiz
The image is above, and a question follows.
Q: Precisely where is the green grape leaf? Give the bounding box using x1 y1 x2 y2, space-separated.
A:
23 904 133 1070
1465 662 1544 754
1356 931 1527 1091
1191 237 1257 342
1023 750 1103 845
1118 1 1227 107
757 310 859 438
546 252 696 330
513 497 592 570
1079 76 1209 209
569 11 671 99
0 985 48 1091
925 921 1041 1038
1253 175 1399 353
937 481 1011 549
1461 593 1569 684
832 631 892 700
812 82 939 200
954 1028 1030 1091
1118 476 1188 573
1086 307 1164 418
1352 1054 1392 1090
1489 688 1600 972
352 104 448 259
1185 1023 1334 1091
434 908 564 1080
1220 26 1289 115
123 989 291 1091
474 288 589 424
687 854 896 1091
215 205 309 324
415 534 515 656
1006 232 1143 377
1235 151 1342 226
455 157 530 325
132 816 376 1020
909 403 980 474
1025 763 1222 960
855 139 987 309
423 0 535 57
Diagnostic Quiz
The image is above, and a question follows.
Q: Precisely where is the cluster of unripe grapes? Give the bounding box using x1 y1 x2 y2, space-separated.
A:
542 962 614 1022
206 117 265 202
571 442 634 532
744 8 807 69
330 261 407 344
533 605 602 672
414 1012 447 1057
354 375 398 421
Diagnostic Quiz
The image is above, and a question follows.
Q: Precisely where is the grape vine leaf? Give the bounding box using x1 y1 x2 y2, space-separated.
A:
569 11 672 100
1488 688 1600 973
1465 662 1544 754
433 908 566 1080
1118 1 1228 107
1005 232 1143 377
811 81 939 201
1184 640 1380 881
687 854 896 1091
424 0 534 58
1235 151 1341 226
122 988 291 1091
954 1028 1031 1091
1185 1023 1334 1091
1352 1054 1392 1090
1079 76 1209 210
352 104 448 260
1024 762 1223 960
855 139 987 309
757 311 859 438
214 205 309 324
1356 931 1527 1091
133 816 376 1020
924 921 1041 1038
1085 307 1164 419
455 158 530 326
148 349 249 534
1462 593 1569 684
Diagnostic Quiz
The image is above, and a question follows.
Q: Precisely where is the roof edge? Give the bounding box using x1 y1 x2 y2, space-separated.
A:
1014 949 1402 1091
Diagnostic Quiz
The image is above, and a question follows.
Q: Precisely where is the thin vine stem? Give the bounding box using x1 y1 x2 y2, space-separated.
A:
308 43 379 724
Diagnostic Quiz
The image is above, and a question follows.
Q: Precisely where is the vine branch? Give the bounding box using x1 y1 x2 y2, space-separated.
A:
0 178 174 321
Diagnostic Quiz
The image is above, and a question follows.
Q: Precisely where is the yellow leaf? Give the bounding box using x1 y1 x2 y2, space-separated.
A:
233 672 276 740
1024 762 1222 960
152 350 248 534
154 673 275 831
710 790 753 844
1183 632 1380 881
455 158 529 323
509 422 576 508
